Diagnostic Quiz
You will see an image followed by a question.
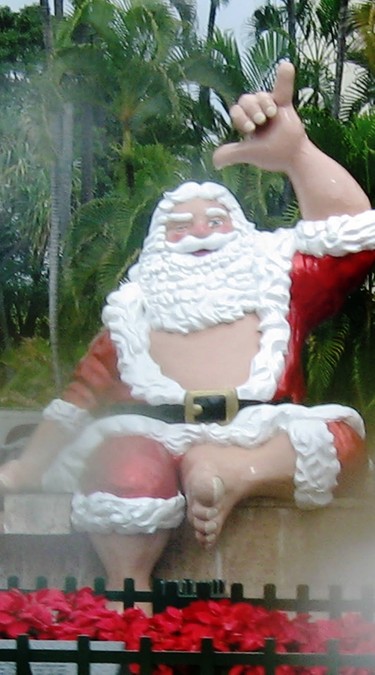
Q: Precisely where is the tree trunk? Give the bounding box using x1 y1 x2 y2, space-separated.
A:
48 114 62 391
0 283 10 350
332 0 349 119
54 0 63 19
47 103 73 389
285 0 296 59
59 102 74 240
80 102 94 204
207 0 218 42
40 0 73 389
39 0 52 55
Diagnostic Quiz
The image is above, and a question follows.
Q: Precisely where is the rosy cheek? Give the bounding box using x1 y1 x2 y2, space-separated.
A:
222 223 234 233
166 231 185 243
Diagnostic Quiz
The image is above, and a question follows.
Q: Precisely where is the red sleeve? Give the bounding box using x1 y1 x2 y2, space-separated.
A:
327 420 366 470
327 420 368 496
62 330 132 410
289 249 375 335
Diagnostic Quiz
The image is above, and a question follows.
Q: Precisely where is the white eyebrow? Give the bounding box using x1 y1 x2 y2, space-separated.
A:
205 207 228 217
167 212 193 223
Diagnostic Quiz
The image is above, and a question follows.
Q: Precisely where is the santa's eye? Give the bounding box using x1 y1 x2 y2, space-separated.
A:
208 218 224 228
168 222 188 233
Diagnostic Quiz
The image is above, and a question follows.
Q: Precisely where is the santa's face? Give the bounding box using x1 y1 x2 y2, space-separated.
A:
165 198 234 256
127 182 259 332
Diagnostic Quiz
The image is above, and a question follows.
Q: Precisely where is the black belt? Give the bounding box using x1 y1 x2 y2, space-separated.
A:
94 390 291 426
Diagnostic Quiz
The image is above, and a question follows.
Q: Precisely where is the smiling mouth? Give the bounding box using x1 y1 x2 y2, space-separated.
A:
192 249 212 256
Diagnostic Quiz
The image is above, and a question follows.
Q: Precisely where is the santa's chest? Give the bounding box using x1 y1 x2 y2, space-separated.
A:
149 313 261 390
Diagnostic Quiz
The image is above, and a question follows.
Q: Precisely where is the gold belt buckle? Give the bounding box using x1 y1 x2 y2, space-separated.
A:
184 389 239 425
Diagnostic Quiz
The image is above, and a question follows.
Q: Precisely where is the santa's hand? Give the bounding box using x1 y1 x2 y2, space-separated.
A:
213 62 307 173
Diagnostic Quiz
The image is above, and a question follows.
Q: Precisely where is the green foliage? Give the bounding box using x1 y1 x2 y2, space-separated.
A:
61 141 191 339
305 313 351 402
301 107 375 203
305 285 375 430
0 338 61 408
0 4 44 66
0 0 374 413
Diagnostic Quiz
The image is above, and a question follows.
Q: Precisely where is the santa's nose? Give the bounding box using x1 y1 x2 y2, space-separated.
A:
190 220 210 238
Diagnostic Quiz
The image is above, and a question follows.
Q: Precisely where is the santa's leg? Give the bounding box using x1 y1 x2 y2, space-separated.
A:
181 419 366 548
89 530 170 613
181 432 295 548
73 435 185 612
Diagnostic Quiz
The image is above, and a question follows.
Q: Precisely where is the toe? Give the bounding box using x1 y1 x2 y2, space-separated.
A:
195 531 217 548
191 504 218 520
193 517 217 535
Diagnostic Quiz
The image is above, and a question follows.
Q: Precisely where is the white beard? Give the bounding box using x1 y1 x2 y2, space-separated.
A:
105 223 295 402
130 228 261 333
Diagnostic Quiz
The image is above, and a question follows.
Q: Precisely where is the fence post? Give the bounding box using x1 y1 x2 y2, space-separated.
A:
264 638 276 675
77 635 91 675
139 636 152 675
230 583 244 603
64 576 78 593
16 635 32 675
200 638 215 675
296 585 310 614
263 584 277 610
326 639 340 675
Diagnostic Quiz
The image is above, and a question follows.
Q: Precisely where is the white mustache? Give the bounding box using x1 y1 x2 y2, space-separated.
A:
165 231 238 254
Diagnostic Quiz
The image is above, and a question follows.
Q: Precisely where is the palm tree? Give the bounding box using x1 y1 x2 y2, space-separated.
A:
342 1 375 118
332 0 350 118
50 0 219 336
207 0 230 41
249 0 355 114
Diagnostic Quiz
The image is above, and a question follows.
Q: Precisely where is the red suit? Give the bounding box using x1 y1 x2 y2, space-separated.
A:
41 210 375 533
58 249 374 499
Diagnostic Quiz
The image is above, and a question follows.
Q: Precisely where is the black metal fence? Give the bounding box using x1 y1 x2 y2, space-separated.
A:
6 576 375 618
2 578 375 674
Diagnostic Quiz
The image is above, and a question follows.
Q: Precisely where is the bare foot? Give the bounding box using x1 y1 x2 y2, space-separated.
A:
180 444 253 549
180 435 296 548
0 460 27 493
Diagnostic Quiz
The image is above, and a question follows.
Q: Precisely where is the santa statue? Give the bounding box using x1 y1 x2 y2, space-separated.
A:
1 64 375 598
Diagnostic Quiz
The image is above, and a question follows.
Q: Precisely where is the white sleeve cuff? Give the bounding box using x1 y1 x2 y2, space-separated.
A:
290 418 341 508
294 210 375 256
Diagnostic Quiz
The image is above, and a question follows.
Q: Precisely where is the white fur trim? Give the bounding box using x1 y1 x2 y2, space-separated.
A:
102 228 295 404
294 210 375 256
43 399 93 433
70 491 186 534
289 418 340 507
42 404 364 509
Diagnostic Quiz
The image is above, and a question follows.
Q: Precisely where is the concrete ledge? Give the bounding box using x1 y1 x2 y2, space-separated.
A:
1 493 375 598
3 494 72 535
2 409 375 596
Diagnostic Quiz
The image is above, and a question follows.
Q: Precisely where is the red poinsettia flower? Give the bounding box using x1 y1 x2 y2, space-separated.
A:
0 586 374 675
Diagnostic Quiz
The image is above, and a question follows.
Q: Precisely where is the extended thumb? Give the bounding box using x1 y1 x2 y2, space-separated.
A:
213 142 248 169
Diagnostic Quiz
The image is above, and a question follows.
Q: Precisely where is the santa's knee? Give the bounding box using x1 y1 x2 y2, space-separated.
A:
328 420 368 495
290 415 367 508
80 434 179 499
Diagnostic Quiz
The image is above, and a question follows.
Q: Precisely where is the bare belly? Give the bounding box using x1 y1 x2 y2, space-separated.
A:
149 313 261 390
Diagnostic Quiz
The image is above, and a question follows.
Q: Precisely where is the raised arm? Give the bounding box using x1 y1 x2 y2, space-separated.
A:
213 63 370 219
